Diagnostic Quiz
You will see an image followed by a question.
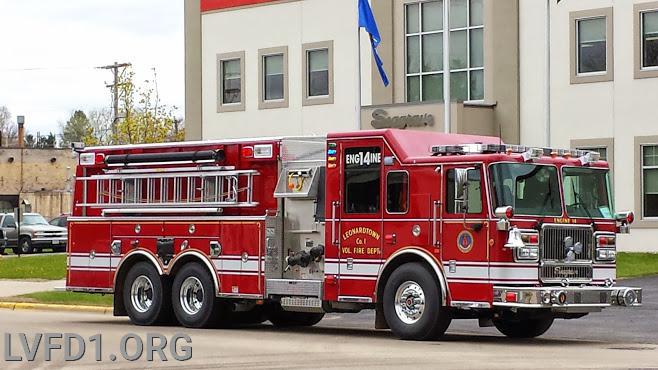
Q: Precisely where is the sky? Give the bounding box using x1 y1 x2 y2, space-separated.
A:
0 0 184 137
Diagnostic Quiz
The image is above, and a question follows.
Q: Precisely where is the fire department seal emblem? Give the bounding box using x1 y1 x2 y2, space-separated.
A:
457 230 474 253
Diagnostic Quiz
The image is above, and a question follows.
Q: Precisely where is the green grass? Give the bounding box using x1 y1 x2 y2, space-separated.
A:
0 254 67 280
11 291 113 307
617 252 658 279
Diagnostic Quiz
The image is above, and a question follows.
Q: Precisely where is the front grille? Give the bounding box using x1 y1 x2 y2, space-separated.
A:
540 264 593 283
540 225 593 261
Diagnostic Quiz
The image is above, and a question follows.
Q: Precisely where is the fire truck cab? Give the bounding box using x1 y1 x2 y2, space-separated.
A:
67 129 641 340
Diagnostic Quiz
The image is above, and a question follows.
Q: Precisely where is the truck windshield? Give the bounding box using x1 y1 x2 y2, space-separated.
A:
21 214 49 225
489 163 561 216
562 167 614 219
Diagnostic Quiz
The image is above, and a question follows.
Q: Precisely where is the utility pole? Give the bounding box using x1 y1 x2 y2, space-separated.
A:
97 62 131 140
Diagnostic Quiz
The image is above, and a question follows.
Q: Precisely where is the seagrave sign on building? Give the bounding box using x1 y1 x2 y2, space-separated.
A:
370 109 434 129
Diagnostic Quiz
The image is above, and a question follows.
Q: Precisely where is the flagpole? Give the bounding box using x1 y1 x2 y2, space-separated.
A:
358 20 363 131
443 0 451 134
545 0 551 146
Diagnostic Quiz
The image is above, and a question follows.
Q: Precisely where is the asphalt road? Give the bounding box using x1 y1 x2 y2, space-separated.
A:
0 276 655 369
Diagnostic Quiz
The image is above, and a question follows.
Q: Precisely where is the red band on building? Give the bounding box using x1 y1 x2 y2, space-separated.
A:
201 0 280 12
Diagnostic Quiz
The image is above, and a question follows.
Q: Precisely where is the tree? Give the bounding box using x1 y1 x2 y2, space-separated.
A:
0 106 18 147
37 132 57 148
112 68 184 144
24 133 35 148
87 108 113 146
60 110 96 147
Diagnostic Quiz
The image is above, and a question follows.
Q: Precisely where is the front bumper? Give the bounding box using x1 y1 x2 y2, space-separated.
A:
31 237 67 247
493 285 642 312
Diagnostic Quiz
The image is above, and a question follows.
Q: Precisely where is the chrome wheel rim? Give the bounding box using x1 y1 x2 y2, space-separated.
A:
394 280 426 325
130 275 154 313
180 276 204 316
21 240 30 253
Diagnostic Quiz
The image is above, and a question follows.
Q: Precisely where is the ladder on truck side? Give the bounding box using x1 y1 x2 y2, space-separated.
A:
77 166 259 215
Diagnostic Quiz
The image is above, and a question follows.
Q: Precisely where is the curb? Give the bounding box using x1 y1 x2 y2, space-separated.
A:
0 302 112 315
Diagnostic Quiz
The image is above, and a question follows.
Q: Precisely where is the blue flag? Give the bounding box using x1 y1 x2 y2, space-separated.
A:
358 0 390 87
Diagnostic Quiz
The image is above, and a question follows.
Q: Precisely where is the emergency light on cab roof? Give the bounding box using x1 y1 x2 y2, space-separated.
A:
431 143 601 163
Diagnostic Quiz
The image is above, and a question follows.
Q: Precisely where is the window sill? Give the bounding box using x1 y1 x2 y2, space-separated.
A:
634 67 658 79
259 99 288 110
303 95 334 106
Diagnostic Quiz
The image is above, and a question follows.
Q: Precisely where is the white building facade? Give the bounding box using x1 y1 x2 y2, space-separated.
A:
520 0 658 252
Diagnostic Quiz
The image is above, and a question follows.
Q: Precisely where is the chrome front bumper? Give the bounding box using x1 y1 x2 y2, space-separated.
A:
493 286 642 312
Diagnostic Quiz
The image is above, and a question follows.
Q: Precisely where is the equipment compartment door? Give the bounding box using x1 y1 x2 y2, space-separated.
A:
335 141 384 300
441 164 491 303
218 221 264 297
67 221 112 289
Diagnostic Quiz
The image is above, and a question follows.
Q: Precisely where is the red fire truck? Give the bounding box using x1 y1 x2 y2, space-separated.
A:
67 129 641 340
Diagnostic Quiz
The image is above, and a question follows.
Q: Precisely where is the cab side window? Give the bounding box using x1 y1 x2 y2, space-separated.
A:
446 169 483 214
1 215 15 227
387 171 409 213
344 147 381 214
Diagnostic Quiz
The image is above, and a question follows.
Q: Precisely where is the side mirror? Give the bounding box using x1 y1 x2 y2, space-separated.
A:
454 168 473 213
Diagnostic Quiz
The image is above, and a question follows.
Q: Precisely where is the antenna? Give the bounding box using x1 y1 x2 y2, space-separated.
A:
498 121 503 147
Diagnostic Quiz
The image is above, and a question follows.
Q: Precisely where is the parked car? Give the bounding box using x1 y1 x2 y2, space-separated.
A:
0 213 68 254
49 214 69 228
0 229 6 255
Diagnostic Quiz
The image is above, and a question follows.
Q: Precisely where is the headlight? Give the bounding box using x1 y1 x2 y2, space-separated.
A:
596 248 616 262
515 246 539 261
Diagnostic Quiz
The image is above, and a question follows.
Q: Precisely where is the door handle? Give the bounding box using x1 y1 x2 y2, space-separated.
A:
385 233 396 245
331 201 340 246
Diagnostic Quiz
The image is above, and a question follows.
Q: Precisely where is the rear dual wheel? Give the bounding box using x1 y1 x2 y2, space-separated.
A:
123 262 172 326
172 263 226 328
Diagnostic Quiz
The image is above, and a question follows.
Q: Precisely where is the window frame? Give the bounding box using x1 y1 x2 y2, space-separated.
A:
258 46 289 110
569 8 614 84
634 2 658 79
216 51 246 112
571 137 614 181
634 136 658 228
302 41 334 106
403 0 485 103
386 170 410 215
641 143 658 220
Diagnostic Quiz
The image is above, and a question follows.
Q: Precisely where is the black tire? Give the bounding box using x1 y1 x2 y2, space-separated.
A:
493 316 554 338
171 263 225 328
268 304 325 327
123 262 171 326
383 262 451 340
18 237 33 254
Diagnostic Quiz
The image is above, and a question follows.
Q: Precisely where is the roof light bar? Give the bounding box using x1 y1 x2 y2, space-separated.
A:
431 144 601 161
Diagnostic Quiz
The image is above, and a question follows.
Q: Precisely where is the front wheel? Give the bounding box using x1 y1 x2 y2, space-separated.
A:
17 237 33 254
493 316 554 338
383 262 451 340
172 263 225 328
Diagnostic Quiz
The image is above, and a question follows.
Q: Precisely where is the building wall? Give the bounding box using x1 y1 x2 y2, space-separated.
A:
520 0 658 252
0 148 75 219
200 0 363 139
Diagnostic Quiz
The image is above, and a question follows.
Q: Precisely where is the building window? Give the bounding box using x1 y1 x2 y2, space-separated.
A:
258 46 288 109
302 41 334 106
344 147 381 214
570 8 613 84
404 0 484 103
642 10 658 69
577 17 607 74
577 146 607 162
642 145 658 218
636 3 658 79
217 51 245 112
387 171 409 214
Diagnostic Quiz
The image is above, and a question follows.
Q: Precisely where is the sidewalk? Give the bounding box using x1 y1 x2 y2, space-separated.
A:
0 279 65 298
